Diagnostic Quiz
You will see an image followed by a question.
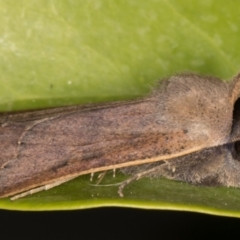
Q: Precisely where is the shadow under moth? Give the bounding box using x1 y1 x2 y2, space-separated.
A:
1 72 240 200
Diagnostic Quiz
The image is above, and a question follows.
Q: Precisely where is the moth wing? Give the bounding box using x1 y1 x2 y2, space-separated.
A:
0 100 224 198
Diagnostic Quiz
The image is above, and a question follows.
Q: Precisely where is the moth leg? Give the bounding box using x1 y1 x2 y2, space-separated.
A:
96 171 107 185
90 172 94 181
95 170 116 185
10 176 77 201
118 163 166 197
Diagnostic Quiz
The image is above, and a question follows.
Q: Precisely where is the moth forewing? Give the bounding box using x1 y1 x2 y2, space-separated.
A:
0 98 208 199
0 73 239 199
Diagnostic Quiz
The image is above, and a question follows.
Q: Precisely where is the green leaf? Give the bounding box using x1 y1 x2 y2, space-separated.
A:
1 0 240 216
1 174 240 218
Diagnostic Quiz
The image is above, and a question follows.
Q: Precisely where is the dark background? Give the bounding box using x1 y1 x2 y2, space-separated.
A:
1 208 239 239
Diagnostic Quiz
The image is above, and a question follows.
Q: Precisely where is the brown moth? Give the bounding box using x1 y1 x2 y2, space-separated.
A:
1 72 240 200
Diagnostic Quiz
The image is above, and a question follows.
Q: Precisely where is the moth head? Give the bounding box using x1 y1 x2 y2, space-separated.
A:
232 140 240 161
229 73 240 142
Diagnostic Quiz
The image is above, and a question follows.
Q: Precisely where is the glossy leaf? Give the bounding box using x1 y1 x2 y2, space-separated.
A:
1 0 240 216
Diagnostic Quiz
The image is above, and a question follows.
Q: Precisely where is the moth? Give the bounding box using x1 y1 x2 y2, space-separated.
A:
1 72 240 200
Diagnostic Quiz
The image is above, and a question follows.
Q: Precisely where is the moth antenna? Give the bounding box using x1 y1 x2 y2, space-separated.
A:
10 176 77 201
